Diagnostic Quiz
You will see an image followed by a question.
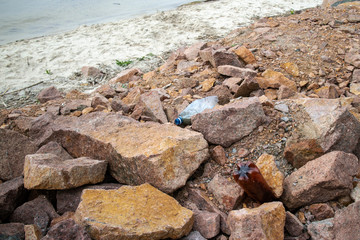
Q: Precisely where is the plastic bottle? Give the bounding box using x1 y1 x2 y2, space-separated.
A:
174 96 218 126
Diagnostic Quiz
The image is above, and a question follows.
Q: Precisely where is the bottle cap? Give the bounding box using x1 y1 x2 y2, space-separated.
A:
174 117 183 126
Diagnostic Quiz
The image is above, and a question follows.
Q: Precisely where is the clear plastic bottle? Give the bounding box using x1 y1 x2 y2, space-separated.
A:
174 96 218 126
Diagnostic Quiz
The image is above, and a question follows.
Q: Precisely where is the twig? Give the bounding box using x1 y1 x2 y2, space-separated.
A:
0 81 44 97
0 87 10 96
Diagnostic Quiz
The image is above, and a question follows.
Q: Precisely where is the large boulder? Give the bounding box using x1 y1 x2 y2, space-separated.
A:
30 112 209 193
227 202 286 240
281 151 358 210
191 97 267 147
284 98 360 168
74 183 194 240
0 129 37 181
24 154 107 190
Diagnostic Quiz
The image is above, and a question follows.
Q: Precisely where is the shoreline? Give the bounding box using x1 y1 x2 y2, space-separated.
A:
0 0 322 108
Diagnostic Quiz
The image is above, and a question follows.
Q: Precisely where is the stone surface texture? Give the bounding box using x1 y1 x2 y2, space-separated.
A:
36 141 73 160
74 184 194 240
191 97 267 147
10 195 59 225
256 153 284 198
31 112 209 193
217 65 257 79
281 151 359 210
0 177 26 221
0 128 37 181
307 218 334 240
333 201 360 240
37 86 63 103
193 211 220 239
42 219 91 240
207 173 244 211
227 202 286 240
0 223 25 240
285 211 304 237
24 154 107 190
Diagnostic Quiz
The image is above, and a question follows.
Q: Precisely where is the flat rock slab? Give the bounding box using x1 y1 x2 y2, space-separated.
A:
281 151 359 210
34 112 209 193
74 183 194 240
191 97 267 147
0 129 37 181
24 154 107 190
227 202 286 240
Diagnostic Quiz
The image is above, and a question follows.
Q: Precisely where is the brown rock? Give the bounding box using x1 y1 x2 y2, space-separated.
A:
108 68 140 84
186 188 230 235
10 195 59 225
353 69 360 83
233 46 256 64
91 93 111 110
56 183 122 215
281 62 300 77
333 201 360 240
207 174 244 211
32 112 208 193
42 219 91 240
345 52 360 68
36 141 73 160
234 77 260 97
308 219 334 240
206 85 232 105
350 82 360 95
281 151 359 210
0 177 27 221
14 116 37 133
60 100 92 116
121 86 144 106
284 139 324 169
0 129 37 181
211 145 227 166
222 77 242 93
217 65 257 79
278 85 296 99
285 211 304 237
75 184 194 240
24 154 107 190
314 85 339 99
256 153 284 198
0 223 25 239
227 202 286 240
50 212 75 227
131 91 168 123
24 224 42 240
200 48 244 68
193 211 220 239
81 66 103 78
37 86 63 103
265 89 278 100
176 60 201 73
260 69 297 91
308 203 335 221
191 97 267 147
184 42 207 61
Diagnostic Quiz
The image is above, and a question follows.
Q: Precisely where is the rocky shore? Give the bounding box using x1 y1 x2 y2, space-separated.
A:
1 1 360 240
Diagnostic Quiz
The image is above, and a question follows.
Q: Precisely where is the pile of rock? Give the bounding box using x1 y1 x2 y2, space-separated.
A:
1 1 360 239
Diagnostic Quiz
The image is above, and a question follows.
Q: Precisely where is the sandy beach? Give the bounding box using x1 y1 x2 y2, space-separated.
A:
0 0 322 106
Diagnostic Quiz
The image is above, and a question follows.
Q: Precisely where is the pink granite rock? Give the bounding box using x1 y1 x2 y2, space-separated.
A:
217 65 257 79
333 201 360 240
37 86 63 103
193 211 220 239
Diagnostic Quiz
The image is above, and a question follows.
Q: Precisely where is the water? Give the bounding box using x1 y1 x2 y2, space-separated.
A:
0 0 195 45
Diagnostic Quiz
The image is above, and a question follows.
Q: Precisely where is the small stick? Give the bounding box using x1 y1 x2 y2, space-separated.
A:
0 81 44 97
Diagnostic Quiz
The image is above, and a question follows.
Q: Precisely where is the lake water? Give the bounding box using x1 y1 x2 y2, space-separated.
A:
0 0 195 45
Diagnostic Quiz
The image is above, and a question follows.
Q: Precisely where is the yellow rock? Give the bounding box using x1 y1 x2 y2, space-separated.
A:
280 62 300 77
122 87 144 105
261 69 297 91
234 46 257 64
256 154 284 198
82 107 94 115
350 83 360 95
75 183 194 240
201 78 216 92
143 71 157 82
227 202 286 240
24 225 42 240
